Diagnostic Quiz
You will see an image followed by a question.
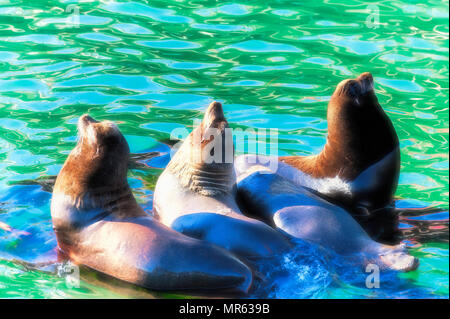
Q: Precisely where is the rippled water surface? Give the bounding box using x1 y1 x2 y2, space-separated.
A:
0 0 448 298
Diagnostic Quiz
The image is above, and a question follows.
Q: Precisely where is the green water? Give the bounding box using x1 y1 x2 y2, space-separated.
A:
0 0 448 298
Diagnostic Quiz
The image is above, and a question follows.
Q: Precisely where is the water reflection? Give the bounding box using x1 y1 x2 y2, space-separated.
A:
0 0 448 298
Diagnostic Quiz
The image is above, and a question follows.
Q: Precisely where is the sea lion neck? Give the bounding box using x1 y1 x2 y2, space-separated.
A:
167 131 236 196
56 147 129 195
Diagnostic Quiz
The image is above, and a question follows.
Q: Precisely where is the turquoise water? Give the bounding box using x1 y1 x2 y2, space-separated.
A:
0 0 448 298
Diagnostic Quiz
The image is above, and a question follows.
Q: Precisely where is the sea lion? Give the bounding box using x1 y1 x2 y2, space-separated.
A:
278 72 401 242
153 102 292 259
234 160 418 271
51 114 252 293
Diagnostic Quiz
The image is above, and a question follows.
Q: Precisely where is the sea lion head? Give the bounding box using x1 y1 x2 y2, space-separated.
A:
194 101 234 169
326 72 399 171
167 101 235 196
53 115 130 206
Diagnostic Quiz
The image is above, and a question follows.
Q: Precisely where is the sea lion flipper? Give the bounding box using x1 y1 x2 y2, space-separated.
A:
171 213 210 239
74 219 252 292
378 247 419 272
171 213 290 258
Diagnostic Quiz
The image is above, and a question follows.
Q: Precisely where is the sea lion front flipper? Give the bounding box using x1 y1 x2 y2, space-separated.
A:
171 213 291 259
377 245 419 272
273 205 371 254
170 213 211 240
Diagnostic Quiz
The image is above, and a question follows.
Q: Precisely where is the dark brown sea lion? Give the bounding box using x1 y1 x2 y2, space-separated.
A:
153 102 292 260
278 72 401 242
51 115 252 293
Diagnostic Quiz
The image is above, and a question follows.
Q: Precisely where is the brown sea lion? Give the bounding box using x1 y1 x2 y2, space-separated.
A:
153 102 292 260
51 114 252 293
278 72 401 242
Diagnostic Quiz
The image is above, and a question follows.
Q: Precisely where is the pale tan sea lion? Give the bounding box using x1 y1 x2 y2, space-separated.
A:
153 102 292 259
51 114 252 293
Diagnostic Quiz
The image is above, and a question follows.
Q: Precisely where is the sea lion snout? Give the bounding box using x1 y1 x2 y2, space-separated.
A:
78 114 120 133
192 101 233 166
78 114 98 136
79 114 99 125
336 79 362 100
202 101 228 130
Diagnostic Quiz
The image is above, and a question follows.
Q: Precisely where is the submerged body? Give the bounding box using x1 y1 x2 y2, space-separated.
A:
51 115 252 293
235 158 418 271
154 102 291 260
